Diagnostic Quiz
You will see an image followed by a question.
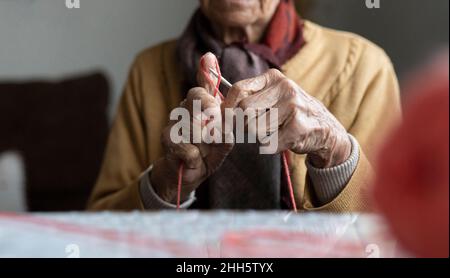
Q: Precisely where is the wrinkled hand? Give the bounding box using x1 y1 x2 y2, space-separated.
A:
151 53 234 203
223 69 351 168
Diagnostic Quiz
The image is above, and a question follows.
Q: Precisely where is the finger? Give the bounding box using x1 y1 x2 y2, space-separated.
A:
235 107 283 147
256 109 282 143
275 114 300 153
238 77 298 110
162 126 203 169
186 87 232 146
185 87 222 140
197 52 221 98
275 108 322 154
236 75 303 131
223 68 285 109
185 87 220 114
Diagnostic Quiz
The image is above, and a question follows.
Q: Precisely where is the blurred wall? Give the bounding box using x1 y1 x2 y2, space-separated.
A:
1 0 448 117
300 0 449 84
0 0 198 117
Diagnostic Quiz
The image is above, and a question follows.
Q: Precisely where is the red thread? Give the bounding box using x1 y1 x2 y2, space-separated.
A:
177 55 297 212
283 151 298 212
176 162 184 210
199 56 225 100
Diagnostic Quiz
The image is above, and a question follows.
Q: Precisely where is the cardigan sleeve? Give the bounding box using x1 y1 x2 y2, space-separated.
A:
87 57 149 211
303 42 402 212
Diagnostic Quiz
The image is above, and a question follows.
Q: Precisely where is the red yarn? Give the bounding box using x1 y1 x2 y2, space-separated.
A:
199 56 225 100
283 151 298 212
176 162 184 210
373 56 449 257
177 56 297 211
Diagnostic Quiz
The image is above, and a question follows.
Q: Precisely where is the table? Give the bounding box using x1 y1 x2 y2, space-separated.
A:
0 212 407 258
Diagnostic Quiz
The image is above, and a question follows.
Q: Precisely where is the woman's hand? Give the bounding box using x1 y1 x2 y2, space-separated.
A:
223 69 351 168
151 53 234 204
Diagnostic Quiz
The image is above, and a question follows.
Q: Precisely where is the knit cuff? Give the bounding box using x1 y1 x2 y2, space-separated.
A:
139 165 196 210
306 134 360 205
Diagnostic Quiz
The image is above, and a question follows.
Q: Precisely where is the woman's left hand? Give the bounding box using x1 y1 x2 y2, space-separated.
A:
223 69 351 168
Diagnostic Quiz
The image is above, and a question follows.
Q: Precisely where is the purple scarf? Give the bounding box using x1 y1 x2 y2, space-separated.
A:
176 1 305 209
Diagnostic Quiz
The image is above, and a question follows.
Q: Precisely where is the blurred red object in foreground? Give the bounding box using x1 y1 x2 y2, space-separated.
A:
374 52 449 258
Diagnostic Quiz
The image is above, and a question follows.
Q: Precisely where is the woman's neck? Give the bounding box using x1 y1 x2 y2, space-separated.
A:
212 22 269 44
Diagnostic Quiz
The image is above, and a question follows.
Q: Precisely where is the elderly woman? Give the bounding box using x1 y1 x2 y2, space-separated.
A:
88 0 401 211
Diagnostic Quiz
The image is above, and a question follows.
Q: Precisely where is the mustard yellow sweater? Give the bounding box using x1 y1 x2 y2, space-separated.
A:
87 21 401 212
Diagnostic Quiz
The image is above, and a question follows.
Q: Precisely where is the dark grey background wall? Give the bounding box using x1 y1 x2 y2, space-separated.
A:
300 0 449 82
1 0 448 114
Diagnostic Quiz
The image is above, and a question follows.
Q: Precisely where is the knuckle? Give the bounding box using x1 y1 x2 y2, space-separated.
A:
229 82 249 100
280 79 298 99
231 82 246 94
286 88 298 99
288 102 299 114
286 79 299 89
278 77 291 87
239 98 251 110
185 147 200 162
187 87 205 101
267 68 282 77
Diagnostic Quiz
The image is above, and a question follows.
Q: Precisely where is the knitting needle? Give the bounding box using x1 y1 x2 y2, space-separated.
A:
209 68 233 89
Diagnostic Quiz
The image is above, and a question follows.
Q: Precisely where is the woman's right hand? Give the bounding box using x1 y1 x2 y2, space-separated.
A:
150 53 234 204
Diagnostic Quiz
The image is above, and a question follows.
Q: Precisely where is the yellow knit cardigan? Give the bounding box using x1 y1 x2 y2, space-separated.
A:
87 21 401 212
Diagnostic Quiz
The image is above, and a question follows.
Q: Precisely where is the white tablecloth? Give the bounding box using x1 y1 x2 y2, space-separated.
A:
0 211 406 258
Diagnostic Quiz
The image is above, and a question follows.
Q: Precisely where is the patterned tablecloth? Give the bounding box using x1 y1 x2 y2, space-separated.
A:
0 212 407 258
